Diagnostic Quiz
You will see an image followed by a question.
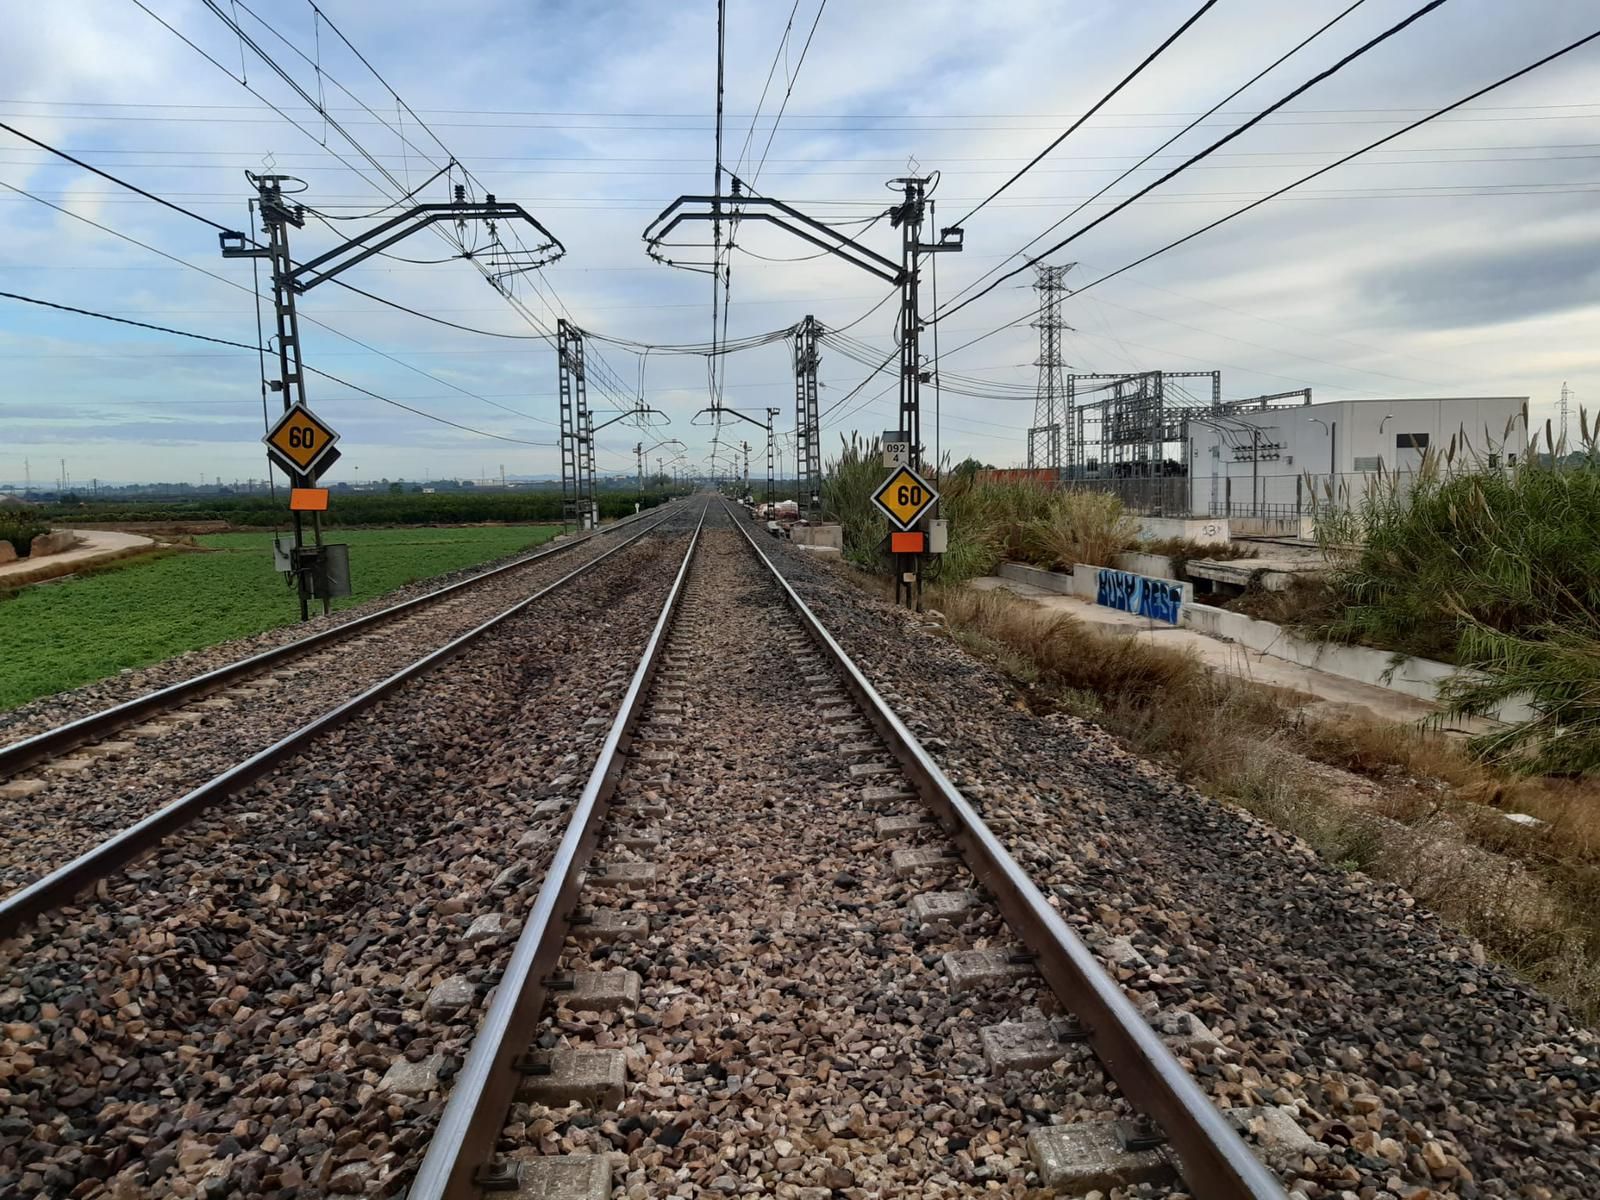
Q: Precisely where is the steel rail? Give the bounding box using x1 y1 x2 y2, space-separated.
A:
407 499 710 1200
0 506 664 781
0 509 683 939
723 502 1286 1200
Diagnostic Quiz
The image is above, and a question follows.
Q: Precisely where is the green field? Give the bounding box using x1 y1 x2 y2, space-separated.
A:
0 525 560 712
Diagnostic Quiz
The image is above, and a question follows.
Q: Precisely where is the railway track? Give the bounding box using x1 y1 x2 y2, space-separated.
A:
0 498 1365 1197
0 507 673 904
406 502 1288 1200
0 503 707 1198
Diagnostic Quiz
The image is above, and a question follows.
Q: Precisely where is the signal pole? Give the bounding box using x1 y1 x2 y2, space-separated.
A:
230 175 312 619
224 172 563 617
886 176 963 607
794 315 821 517
767 407 779 507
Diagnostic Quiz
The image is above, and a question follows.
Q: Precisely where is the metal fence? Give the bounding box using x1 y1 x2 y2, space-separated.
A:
993 469 1423 523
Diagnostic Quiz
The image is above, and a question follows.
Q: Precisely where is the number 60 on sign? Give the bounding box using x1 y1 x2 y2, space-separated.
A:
871 464 939 532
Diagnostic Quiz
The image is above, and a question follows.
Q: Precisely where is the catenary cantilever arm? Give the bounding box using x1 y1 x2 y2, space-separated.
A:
289 200 565 292
644 194 903 285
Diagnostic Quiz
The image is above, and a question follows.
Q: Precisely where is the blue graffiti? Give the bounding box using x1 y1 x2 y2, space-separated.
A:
1095 568 1183 625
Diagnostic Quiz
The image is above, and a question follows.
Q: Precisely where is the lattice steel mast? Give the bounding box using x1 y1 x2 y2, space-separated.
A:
1026 263 1073 474
793 314 822 517
556 319 595 530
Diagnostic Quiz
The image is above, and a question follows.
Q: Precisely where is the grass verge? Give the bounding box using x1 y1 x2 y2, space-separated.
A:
924 581 1600 1020
0 525 560 711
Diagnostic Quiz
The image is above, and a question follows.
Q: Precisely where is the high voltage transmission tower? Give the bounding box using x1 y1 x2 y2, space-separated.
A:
1560 380 1571 446
1026 264 1074 474
794 314 822 518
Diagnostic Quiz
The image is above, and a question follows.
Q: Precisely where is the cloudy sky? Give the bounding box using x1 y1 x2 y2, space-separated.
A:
2 0 1597 489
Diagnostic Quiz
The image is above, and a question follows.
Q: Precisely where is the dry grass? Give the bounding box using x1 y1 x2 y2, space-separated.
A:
933 586 1212 709
1022 491 1139 572
1220 574 1340 624
922 580 1600 1019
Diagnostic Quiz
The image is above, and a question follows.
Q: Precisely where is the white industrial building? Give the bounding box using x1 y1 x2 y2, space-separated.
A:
1184 396 1528 517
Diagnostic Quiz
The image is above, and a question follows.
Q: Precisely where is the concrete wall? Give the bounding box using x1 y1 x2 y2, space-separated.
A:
1112 551 1177 579
1079 564 1191 625
1181 602 1536 723
997 561 1077 595
1228 515 1314 538
789 523 844 551
989 563 1534 721
1136 516 1230 544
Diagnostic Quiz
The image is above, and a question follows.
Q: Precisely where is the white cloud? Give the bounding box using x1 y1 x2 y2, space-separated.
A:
1 0 1598 485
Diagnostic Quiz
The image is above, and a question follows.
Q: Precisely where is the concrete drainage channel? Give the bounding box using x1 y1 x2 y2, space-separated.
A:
407 501 1291 1200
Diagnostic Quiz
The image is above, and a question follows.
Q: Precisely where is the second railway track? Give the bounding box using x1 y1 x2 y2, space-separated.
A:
0 508 673 899
0 504 706 1198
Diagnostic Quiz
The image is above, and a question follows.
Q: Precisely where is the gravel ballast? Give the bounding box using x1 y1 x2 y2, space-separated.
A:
0 513 669 895
0 511 698 1198
758 523 1599 1199
502 525 1132 1198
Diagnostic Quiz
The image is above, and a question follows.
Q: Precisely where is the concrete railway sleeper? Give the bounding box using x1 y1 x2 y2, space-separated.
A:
0 505 689 936
408 503 1290 1200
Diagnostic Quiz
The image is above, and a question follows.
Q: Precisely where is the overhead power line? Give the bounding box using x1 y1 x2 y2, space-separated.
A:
10 141 1595 167
734 0 804 179
926 25 1600 370
953 0 1218 227
937 0 1451 324
0 175 558 427
0 120 552 342
135 0 574 349
936 0 1368 316
1071 25 1600 297
0 289 555 446
749 0 828 185
9 98 1599 118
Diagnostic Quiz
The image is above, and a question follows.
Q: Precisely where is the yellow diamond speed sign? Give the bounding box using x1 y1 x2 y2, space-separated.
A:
263 403 340 478
871 464 939 532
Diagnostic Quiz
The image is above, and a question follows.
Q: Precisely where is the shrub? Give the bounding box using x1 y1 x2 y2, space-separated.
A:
1023 490 1139 570
32 489 670 530
1311 418 1600 774
0 513 48 557
822 433 893 570
822 448 1142 584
